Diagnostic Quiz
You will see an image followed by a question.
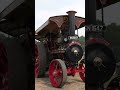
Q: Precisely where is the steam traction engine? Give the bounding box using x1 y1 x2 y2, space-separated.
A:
86 0 120 89
0 0 34 89
35 11 85 87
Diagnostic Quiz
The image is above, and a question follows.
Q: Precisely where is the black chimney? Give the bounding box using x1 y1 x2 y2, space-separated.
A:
67 11 77 36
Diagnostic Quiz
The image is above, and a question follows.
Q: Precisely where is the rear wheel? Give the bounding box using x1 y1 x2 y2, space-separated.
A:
0 42 8 90
35 44 39 78
49 59 67 88
35 40 47 77
79 61 85 82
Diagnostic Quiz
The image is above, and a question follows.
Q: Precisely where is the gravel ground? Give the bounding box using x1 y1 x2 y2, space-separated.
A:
35 73 85 90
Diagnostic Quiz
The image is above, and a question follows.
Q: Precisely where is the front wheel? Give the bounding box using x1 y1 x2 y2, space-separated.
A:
86 48 116 85
49 59 67 88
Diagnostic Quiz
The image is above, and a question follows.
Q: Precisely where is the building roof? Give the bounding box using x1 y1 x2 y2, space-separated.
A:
96 0 120 9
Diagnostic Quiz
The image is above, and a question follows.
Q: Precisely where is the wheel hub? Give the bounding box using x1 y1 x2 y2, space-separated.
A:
93 57 103 67
53 71 57 76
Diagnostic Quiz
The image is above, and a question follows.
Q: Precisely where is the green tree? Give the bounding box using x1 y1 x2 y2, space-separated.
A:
78 36 85 51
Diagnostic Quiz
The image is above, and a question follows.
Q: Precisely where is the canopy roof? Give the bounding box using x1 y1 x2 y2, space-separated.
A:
0 0 34 20
36 15 85 37
0 0 34 36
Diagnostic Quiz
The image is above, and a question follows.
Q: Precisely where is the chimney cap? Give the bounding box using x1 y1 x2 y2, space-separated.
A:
66 10 77 15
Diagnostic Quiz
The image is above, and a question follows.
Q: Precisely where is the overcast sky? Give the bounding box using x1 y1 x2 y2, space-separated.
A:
35 0 85 36
96 2 120 25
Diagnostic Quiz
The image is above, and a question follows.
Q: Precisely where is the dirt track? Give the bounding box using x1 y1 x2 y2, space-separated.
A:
35 73 85 90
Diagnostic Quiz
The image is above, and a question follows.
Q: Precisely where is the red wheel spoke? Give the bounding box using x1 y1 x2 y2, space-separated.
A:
54 62 59 70
79 69 85 73
55 76 62 84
